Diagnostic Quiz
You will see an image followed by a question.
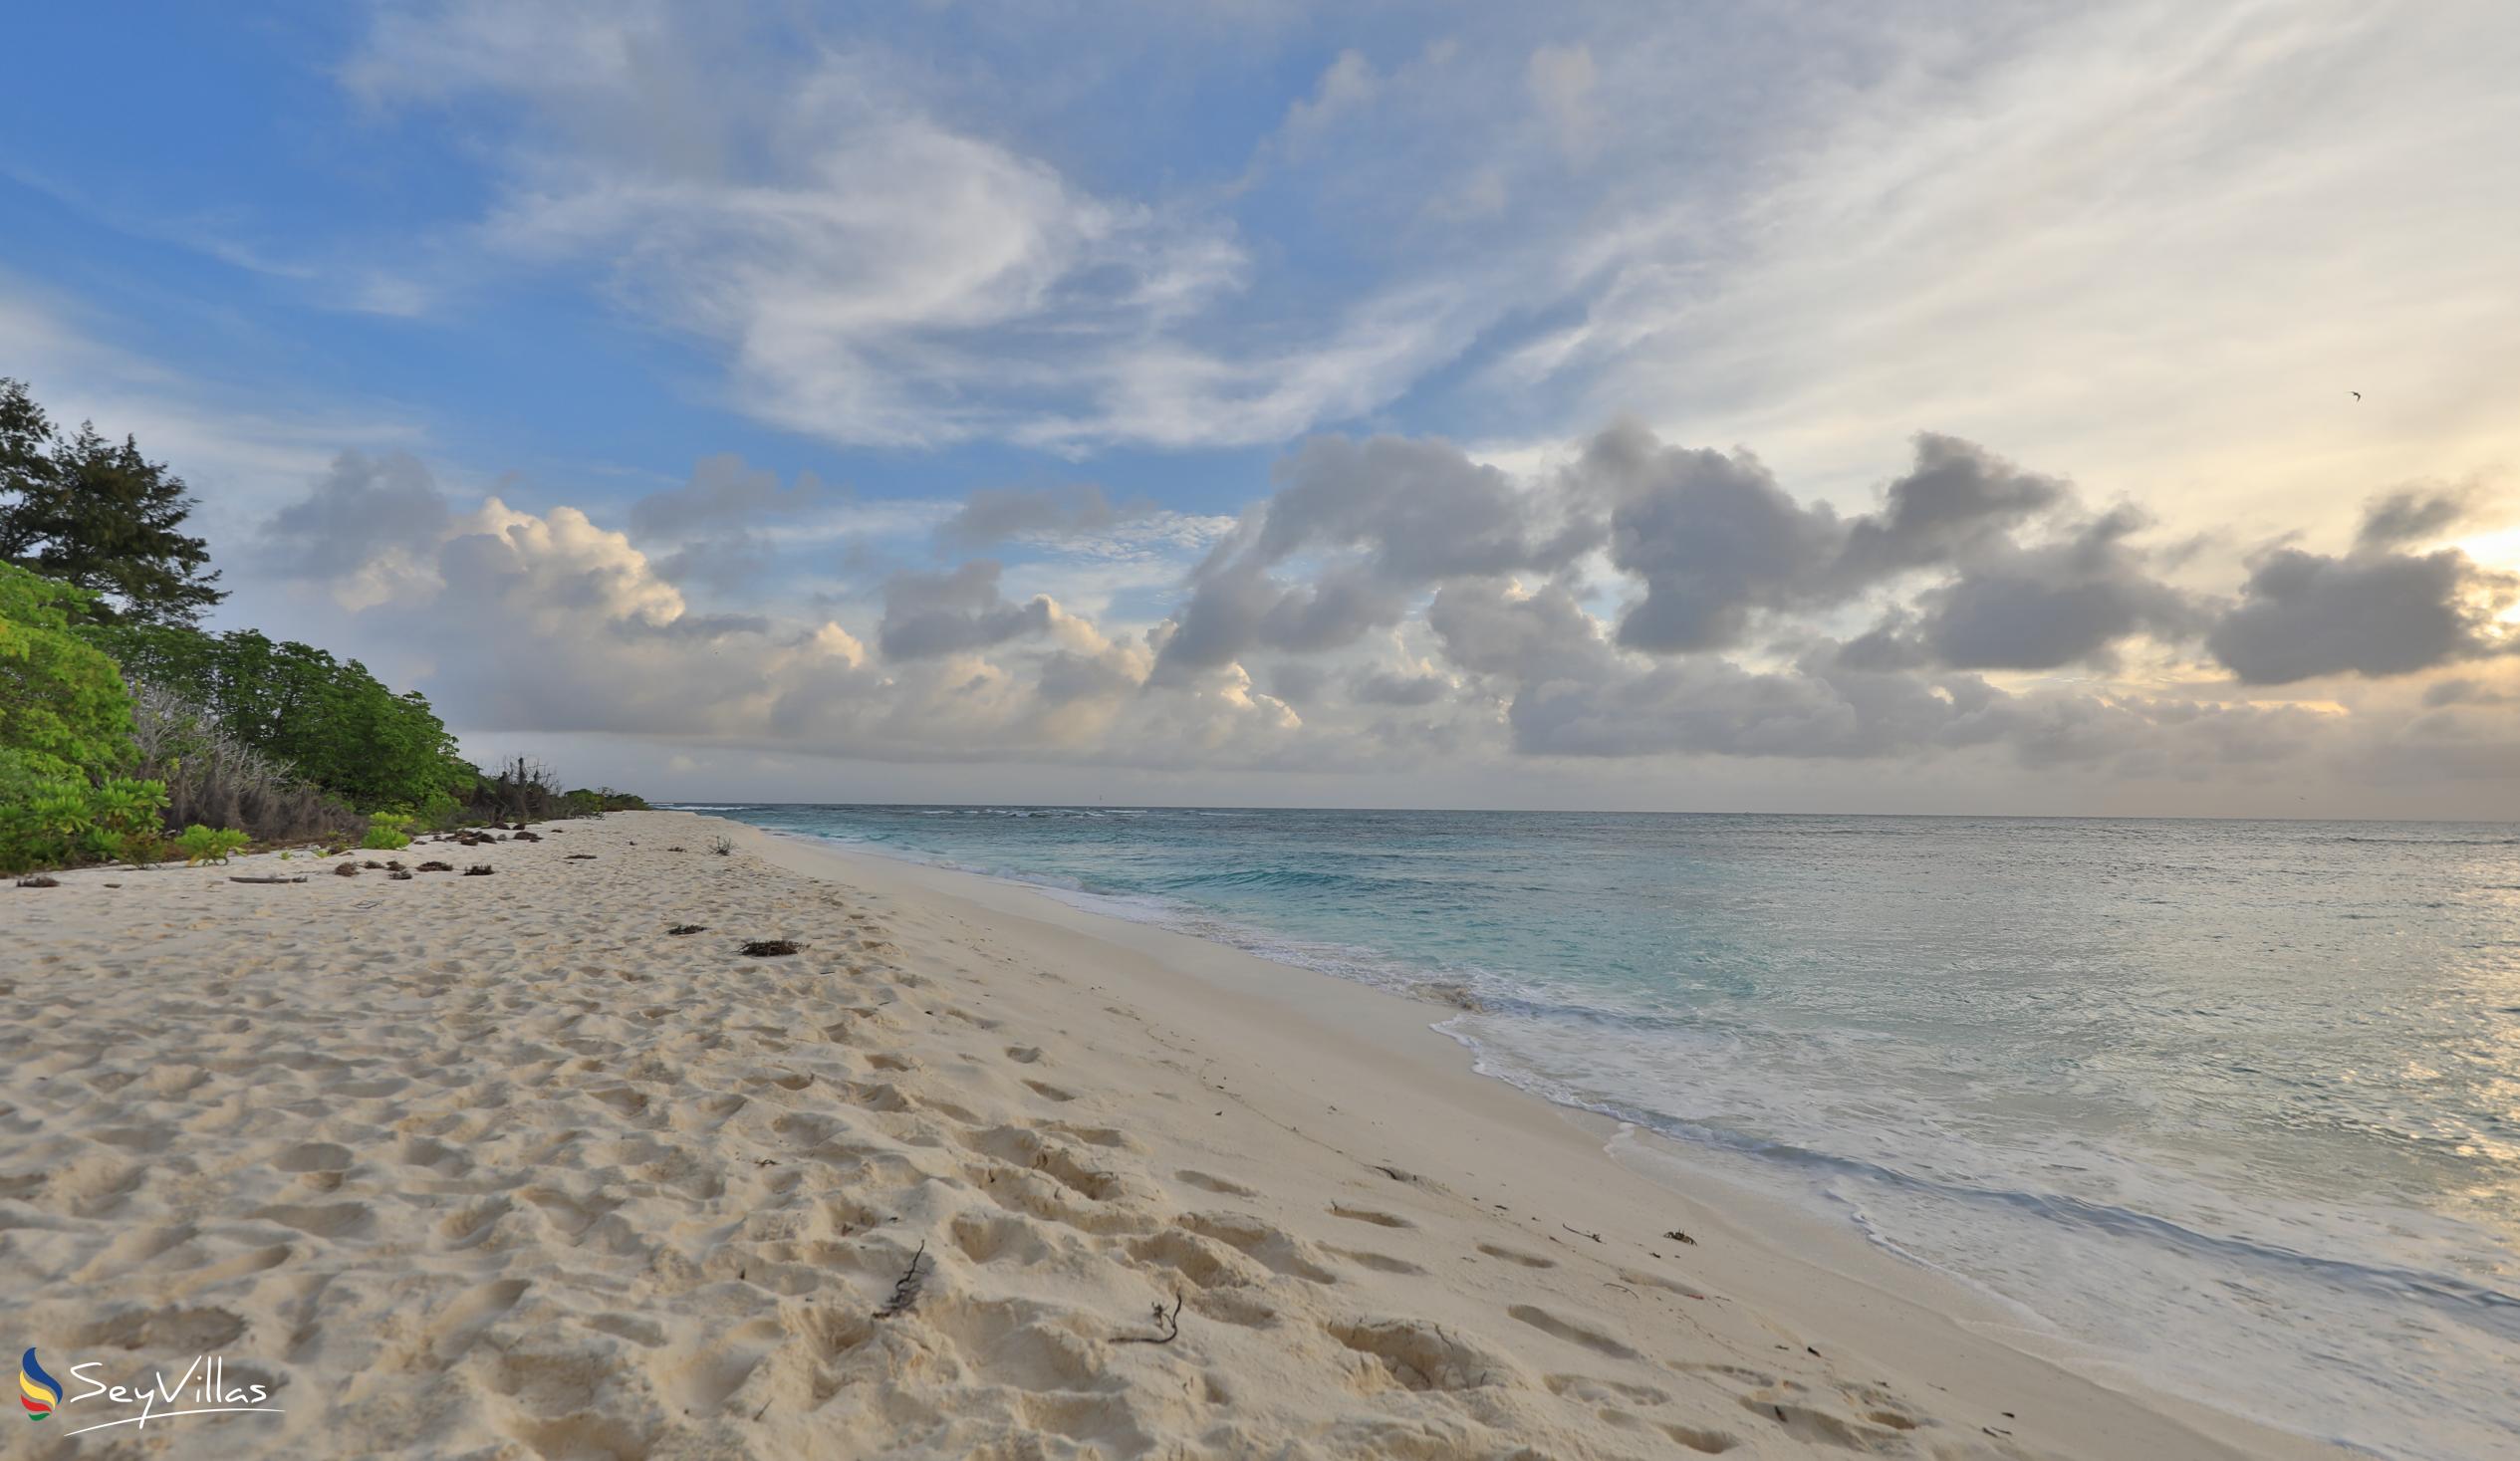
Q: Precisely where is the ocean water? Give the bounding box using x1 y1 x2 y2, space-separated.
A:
678 805 2520 1458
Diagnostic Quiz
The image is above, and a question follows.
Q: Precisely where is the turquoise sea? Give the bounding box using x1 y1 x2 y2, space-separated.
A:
677 805 2520 1459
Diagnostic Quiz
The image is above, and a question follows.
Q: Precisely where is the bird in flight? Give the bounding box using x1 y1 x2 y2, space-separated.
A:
2350 390 2362 400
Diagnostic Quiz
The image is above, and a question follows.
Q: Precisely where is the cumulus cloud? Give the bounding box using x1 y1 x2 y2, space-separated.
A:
629 454 840 538
245 419 2520 800
2206 546 2515 684
1353 668 1450 706
1908 510 2198 670
259 450 450 575
877 562 1057 660
1153 432 1600 679
934 483 1140 551
2354 485 2475 551
1589 428 1842 652
1577 424 2185 669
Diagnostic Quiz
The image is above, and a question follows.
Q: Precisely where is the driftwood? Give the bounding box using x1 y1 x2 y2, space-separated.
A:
230 874 309 884
666 924 708 936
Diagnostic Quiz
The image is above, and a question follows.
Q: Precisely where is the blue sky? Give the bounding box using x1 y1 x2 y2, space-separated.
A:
6 1 2518 813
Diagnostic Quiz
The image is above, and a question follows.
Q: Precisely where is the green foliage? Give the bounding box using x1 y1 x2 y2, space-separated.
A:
0 378 223 626
0 565 159 872
559 786 648 817
174 824 252 864
0 564 136 783
125 679 362 845
84 623 466 813
0 775 166 873
360 812 413 851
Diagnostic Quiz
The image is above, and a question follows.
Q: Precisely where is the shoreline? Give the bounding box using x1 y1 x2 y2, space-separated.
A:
737 819 2341 1460
5 810 2342 1457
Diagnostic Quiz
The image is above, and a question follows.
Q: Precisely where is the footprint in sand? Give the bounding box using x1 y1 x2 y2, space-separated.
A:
1507 1304 1641 1361
1176 1170 1261 1198
1328 1203 1415 1229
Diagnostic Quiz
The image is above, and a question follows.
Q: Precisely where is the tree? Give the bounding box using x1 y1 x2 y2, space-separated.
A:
0 377 224 626
0 563 134 784
0 563 165 872
84 622 467 813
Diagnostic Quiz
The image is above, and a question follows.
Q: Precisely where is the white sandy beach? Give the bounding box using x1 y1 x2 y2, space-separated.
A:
1 811 2345 1459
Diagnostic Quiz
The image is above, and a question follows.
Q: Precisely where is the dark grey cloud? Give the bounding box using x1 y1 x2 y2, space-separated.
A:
2206 546 2513 684
935 483 1144 551
1836 433 2068 582
257 450 451 578
1269 662 1330 705
1426 579 1615 682
2355 485 2473 551
2421 676 2509 708
652 535 777 594
1591 427 2168 665
1586 426 1843 652
629 454 839 537
877 561 1055 659
1152 432 1600 680
1153 560 1411 681
1353 668 1449 706
1909 510 2198 670
1035 647 1140 706
1253 434 1602 581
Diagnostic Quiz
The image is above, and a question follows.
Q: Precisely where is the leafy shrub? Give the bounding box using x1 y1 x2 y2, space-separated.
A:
0 567 164 871
0 775 167 873
174 824 251 865
360 812 413 851
0 565 134 783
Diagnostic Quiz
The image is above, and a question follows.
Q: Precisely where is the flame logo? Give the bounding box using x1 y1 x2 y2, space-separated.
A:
19 1348 61 1420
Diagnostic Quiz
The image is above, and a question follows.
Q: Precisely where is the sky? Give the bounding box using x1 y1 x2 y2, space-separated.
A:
4 0 2518 816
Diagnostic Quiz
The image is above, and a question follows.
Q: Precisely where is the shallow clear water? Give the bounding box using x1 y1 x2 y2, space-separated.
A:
680 804 2520 1458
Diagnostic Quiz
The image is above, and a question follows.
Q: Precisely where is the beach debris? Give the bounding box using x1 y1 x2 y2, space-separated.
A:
463 864 495 876
333 862 361 877
565 853 598 860
709 837 734 855
666 846 687 852
389 869 414 880
666 923 708 936
15 875 62 887
873 1241 929 1319
1662 1229 1697 1246
362 859 383 869
739 939 802 957
1562 1224 1603 1244
512 830 542 842
417 860 454 872
230 874 308 884
1114 1292 1185 1345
